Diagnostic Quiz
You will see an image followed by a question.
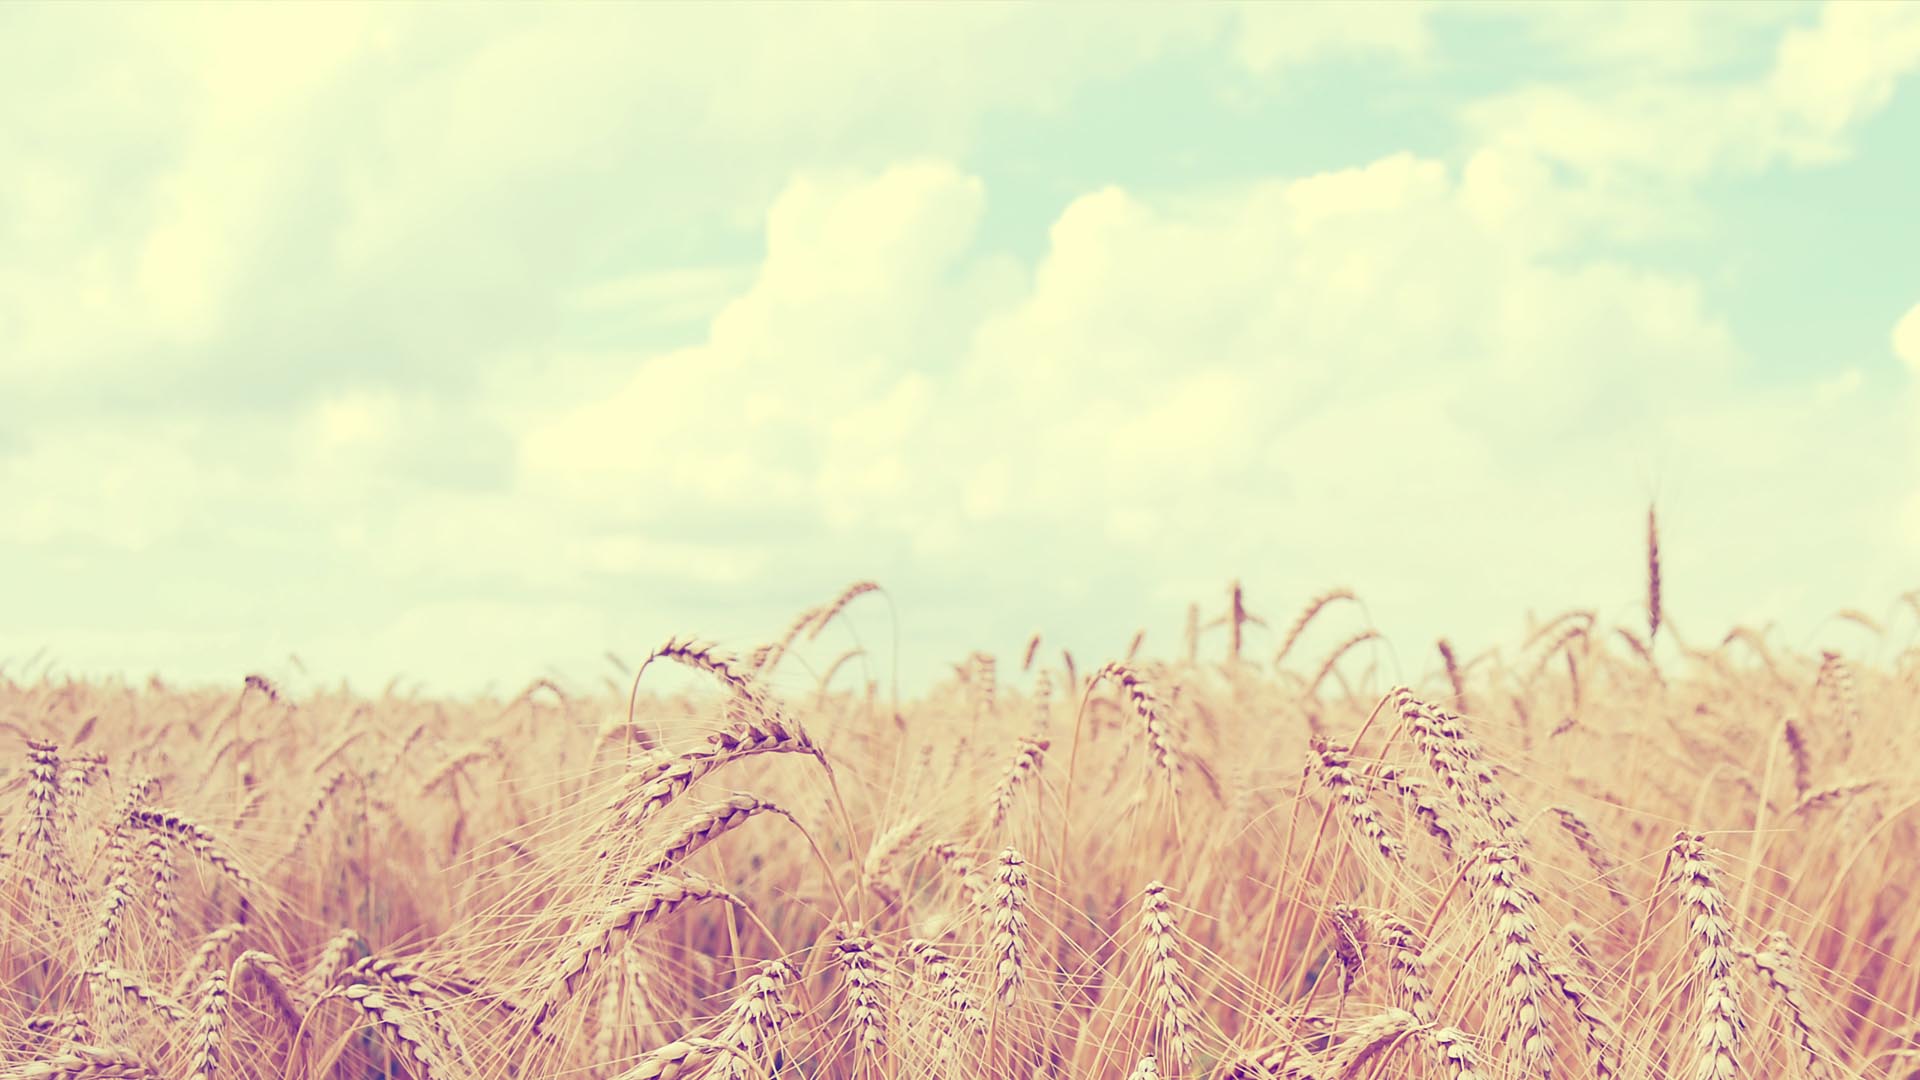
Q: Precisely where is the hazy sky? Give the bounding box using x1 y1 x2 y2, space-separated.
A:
3 2 1918 696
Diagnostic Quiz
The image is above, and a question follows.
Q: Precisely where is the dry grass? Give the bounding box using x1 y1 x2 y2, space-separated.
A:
2 581 1916 1079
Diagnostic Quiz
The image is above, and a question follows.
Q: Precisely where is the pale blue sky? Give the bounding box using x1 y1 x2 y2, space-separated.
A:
2 2 1917 695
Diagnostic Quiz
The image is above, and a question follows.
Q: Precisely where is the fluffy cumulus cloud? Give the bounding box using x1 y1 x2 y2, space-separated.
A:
1 2 1915 691
1896 302 1920 374
522 149 1906 674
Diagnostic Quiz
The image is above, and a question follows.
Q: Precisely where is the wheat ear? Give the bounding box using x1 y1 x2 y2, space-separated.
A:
989 847 1030 1007
606 715 824 830
0 1045 157 1079
634 792 796 875
1546 964 1622 1079
23 1013 95 1049
306 927 366 994
1647 504 1662 641
22 739 79 914
1669 832 1741 1080
536 873 743 1030
1326 902 1366 1003
987 736 1048 833
908 937 986 1069
712 959 798 1080
1141 882 1200 1070
1549 806 1633 907
175 924 244 998
328 983 451 1080
185 970 230 1080
610 1038 748 1080
1090 662 1182 795
808 581 879 642
1373 763 1456 856
1438 639 1468 711
1330 1009 1422 1078
85 964 190 1025
1310 737 1407 865
833 927 890 1071
1745 930 1833 1080
1274 588 1356 666
1480 843 1554 1077
230 950 314 1033
127 810 256 894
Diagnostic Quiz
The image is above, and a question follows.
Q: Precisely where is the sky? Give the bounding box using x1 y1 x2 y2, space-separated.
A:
2 2 1918 697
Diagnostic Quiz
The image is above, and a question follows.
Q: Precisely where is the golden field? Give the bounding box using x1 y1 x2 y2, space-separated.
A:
2 581 1915 1080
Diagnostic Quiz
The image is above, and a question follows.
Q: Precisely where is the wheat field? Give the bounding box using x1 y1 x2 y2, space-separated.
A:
3 578 1916 1080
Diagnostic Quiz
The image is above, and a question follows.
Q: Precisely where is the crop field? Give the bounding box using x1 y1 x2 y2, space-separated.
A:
2 577 1915 1080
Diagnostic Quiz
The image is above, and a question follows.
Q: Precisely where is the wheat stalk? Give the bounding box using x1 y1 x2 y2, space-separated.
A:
1329 1009 1422 1078
1647 504 1662 641
986 736 1047 833
327 983 451 1080
988 847 1029 1007
833 926 889 1072
1745 931 1833 1080
1549 806 1633 907
712 959 798 1080
85 963 190 1025
1310 737 1407 866
230 950 314 1033
537 873 742 1030
1326 902 1366 1004
606 715 824 830
809 582 880 643
1547 964 1622 1080
24 1013 96 1048
1669 831 1741 1080
1373 763 1455 857
21 739 78 915
1089 662 1182 795
1275 588 1356 667
1395 690 1521 841
910 936 985 1070
0 1045 156 1079
635 792 795 876
185 970 230 1080
127 810 256 894
1141 882 1200 1070
1479 843 1554 1077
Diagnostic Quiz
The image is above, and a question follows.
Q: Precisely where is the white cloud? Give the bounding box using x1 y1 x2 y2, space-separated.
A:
4 4 1912 691
1464 1 1920 182
1772 1 1920 137
0 5 1218 391
506 152 1898 668
520 161 1012 525
0 6 380 382
1894 301 1920 373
